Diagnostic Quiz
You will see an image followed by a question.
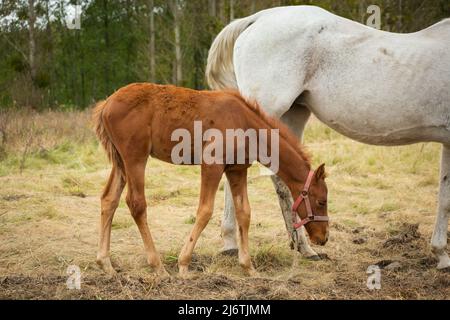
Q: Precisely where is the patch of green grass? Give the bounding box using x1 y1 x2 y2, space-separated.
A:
37 206 61 220
341 218 359 228
369 177 392 190
366 157 376 167
175 166 201 177
61 173 93 197
184 215 196 224
0 140 103 176
111 216 133 230
350 202 370 215
2 204 63 224
148 187 200 207
253 244 292 272
163 249 180 266
417 175 438 187
379 202 400 213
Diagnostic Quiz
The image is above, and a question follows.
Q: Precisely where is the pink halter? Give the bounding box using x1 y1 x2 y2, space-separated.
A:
292 171 329 229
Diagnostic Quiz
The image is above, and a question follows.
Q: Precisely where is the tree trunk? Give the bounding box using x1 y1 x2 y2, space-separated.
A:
397 0 403 32
209 0 217 17
229 0 235 21
103 0 110 94
28 0 36 81
359 0 366 24
219 0 226 24
272 0 281 7
174 19 182 85
250 0 256 14
125 0 132 83
148 0 156 82
77 18 86 107
170 0 182 86
45 0 54 107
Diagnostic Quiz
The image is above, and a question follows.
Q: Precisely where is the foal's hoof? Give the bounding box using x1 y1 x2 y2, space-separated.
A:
96 258 118 276
156 267 171 278
178 265 189 277
220 248 239 257
178 266 195 279
246 268 260 278
178 272 195 280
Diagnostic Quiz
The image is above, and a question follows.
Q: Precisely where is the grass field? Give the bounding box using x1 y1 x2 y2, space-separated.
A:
0 109 448 299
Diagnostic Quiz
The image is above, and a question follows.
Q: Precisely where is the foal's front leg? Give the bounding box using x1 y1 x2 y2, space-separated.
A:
225 168 256 276
178 164 224 276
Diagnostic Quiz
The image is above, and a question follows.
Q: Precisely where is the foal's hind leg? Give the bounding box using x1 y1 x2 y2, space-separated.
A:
225 168 256 276
97 165 125 275
124 158 168 276
178 164 224 276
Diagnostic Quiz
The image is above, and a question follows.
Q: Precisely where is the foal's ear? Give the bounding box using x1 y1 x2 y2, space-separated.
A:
315 163 326 180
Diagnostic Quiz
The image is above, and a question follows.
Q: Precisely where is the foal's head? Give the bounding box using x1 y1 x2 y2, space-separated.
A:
294 164 329 246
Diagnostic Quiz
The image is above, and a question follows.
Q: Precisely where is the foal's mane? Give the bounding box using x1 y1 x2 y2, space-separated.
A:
226 91 311 167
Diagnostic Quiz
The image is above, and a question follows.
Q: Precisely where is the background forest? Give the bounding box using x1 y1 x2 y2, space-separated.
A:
0 0 449 110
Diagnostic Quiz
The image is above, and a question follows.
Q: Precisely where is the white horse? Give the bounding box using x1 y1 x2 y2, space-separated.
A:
206 5 450 269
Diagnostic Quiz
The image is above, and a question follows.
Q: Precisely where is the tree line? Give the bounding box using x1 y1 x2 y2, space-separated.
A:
0 0 448 110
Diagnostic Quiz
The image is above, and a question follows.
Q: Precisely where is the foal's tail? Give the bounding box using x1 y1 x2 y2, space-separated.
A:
92 100 125 178
206 12 262 90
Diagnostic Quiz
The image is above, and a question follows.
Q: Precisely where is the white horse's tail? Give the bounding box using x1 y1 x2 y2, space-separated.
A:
206 13 262 90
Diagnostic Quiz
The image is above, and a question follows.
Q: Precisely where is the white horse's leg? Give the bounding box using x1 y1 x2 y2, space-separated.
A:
431 144 450 270
272 104 319 259
221 181 239 254
271 175 319 258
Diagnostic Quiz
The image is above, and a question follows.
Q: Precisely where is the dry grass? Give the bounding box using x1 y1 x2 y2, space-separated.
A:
0 110 449 300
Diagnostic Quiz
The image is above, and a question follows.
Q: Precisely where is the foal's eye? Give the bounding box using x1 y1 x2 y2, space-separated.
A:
317 200 327 207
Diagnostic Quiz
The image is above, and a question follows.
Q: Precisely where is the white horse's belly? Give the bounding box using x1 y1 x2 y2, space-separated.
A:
308 96 450 145
307 70 450 145
307 68 450 145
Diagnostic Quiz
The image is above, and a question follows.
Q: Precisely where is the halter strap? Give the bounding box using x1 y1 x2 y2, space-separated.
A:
291 170 329 229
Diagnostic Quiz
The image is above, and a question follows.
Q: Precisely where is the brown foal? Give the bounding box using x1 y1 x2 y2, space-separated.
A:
93 83 329 276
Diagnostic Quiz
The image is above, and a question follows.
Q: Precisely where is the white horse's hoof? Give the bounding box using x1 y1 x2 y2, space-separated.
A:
436 256 450 270
306 255 321 261
298 247 321 260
